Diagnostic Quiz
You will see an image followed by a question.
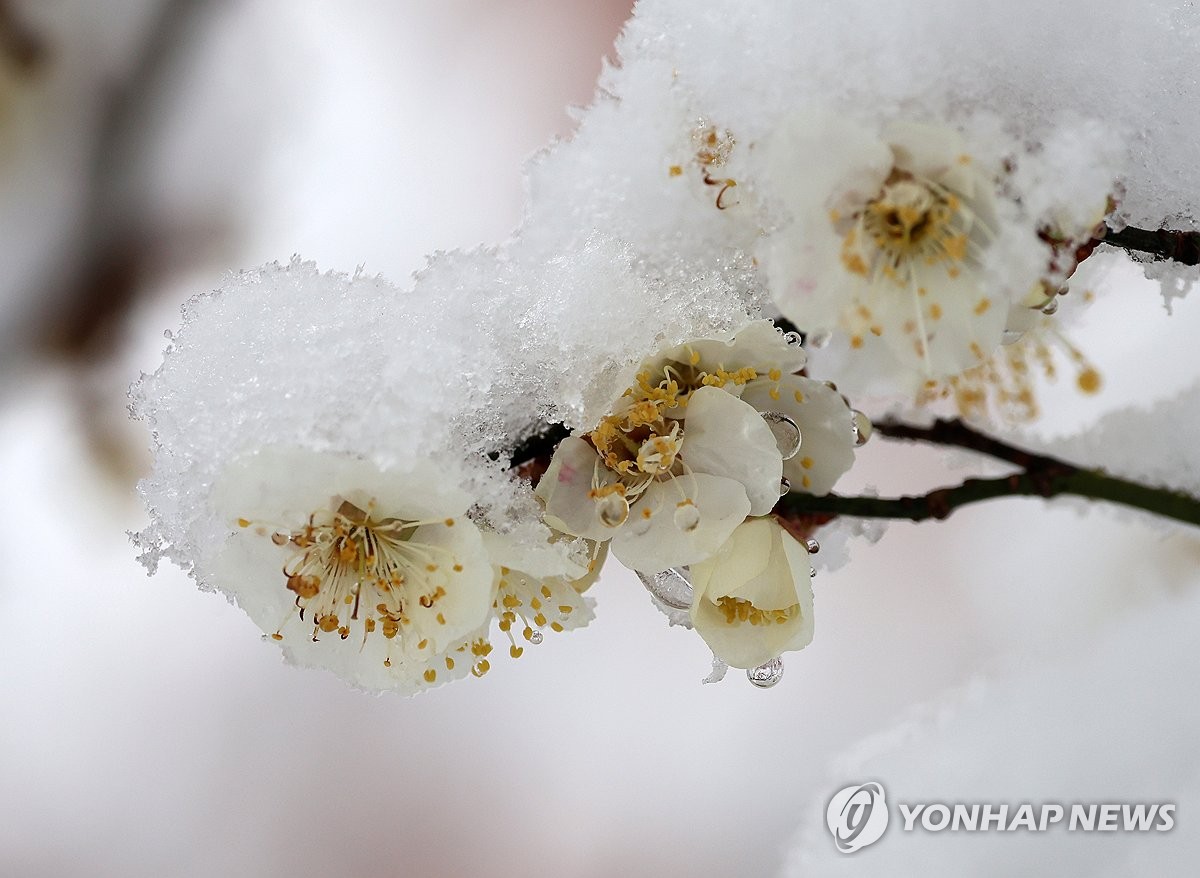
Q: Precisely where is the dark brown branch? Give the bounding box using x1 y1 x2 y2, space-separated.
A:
1101 224 1200 267
776 417 1200 530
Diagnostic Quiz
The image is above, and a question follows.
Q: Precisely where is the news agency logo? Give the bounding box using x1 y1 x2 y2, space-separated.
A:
826 782 889 853
826 781 1177 854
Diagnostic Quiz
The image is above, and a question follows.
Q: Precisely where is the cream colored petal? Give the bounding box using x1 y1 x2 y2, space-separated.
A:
690 519 815 669
214 447 472 527
480 528 589 581
761 222 854 332
741 375 856 496
681 386 783 516
535 436 615 541
885 120 967 190
611 473 749 572
764 110 892 222
656 319 808 382
400 520 495 653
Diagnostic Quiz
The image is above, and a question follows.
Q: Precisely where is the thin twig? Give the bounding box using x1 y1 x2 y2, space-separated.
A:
776 417 1200 529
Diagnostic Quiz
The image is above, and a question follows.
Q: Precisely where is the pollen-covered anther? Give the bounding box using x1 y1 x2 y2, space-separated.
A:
715 596 800 626
249 498 467 653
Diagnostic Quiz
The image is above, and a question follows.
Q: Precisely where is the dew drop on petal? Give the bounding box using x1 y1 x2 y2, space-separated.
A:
804 538 820 554
746 657 784 689
673 502 701 532
779 476 792 496
823 380 838 392
760 411 802 460
1001 328 1025 345
783 330 804 347
852 410 873 447
1041 297 1059 316
598 492 630 528
529 630 544 645
636 567 693 611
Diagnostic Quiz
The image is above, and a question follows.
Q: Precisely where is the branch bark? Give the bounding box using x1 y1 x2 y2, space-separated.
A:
1101 224 1200 267
775 418 1200 529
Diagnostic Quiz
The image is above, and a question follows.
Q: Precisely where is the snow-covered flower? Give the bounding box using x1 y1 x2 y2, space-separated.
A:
759 113 1012 379
212 446 589 693
536 321 809 572
689 517 815 669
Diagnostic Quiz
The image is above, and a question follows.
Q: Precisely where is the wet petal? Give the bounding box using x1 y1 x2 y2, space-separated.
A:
682 386 783 516
690 519 814 669
611 473 749 572
534 436 615 541
741 375 856 496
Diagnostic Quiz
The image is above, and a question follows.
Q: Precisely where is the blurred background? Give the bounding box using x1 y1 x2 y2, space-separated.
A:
0 2 1197 875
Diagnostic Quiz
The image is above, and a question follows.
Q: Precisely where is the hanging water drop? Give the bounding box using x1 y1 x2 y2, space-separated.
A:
851 410 872 447
1041 297 1059 316
782 330 803 347
804 538 820 554
779 476 791 496
529 630 544 645
823 380 838 392
760 411 802 460
636 567 693 610
746 657 784 688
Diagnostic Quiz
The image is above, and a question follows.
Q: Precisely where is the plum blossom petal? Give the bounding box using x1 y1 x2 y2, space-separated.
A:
690 518 815 669
612 473 750 572
681 385 783 515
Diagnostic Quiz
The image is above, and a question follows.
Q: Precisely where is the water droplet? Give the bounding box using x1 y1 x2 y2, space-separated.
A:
809 567 817 577
1001 328 1024 345
529 630 544 645
806 330 832 349
783 330 804 347
823 380 839 392
779 477 792 496
760 411 802 459
636 567 693 610
163 329 174 340
629 511 654 535
746 657 784 688
1041 297 1059 316
851 410 872 447
673 502 701 532
804 538 820 554
597 493 629 527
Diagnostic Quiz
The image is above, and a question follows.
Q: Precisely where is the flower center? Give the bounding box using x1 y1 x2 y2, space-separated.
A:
246 500 466 652
715 595 800 626
840 171 973 283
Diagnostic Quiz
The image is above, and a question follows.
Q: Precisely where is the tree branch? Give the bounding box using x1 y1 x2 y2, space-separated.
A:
775 417 1200 530
1101 224 1200 267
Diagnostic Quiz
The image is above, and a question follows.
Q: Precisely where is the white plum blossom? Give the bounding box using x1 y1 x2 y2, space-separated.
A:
212 447 588 692
689 517 815 669
456 532 604 679
758 114 1023 380
740 374 858 496
536 320 812 572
